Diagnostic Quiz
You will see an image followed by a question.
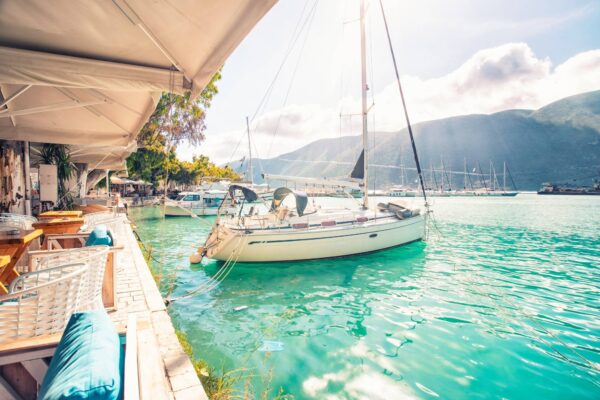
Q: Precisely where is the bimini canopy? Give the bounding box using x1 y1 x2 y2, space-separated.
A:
228 184 258 203
270 187 308 216
0 0 277 170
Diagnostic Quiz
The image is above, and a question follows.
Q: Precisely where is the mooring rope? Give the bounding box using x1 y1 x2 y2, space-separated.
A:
165 234 248 305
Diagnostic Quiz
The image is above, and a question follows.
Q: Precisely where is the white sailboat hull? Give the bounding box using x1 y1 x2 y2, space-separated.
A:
206 214 425 262
163 204 237 217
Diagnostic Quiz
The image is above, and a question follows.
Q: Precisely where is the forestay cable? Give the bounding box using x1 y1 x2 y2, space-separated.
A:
378 0 427 204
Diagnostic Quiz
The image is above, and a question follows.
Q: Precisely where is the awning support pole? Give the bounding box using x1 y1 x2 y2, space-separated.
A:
23 141 32 216
0 85 32 109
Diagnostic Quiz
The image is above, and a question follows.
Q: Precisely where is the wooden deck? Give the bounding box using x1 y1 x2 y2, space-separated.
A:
109 215 208 400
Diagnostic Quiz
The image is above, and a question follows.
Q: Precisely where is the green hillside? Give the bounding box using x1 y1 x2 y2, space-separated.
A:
245 91 600 190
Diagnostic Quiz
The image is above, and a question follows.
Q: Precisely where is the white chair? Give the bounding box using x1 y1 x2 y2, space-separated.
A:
18 246 109 310
0 213 37 230
0 263 88 344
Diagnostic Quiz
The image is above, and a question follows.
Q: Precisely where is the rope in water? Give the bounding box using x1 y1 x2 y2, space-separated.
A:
166 234 248 305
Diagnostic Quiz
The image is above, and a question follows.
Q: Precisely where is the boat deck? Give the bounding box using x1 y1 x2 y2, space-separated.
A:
109 215 208 400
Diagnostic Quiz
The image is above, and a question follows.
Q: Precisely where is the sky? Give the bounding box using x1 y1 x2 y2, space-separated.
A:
177 0 600 165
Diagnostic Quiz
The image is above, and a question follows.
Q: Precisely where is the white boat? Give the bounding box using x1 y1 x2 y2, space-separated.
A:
200 0 427 263
203 188 424 262
386 186 417 197
163 190 237 217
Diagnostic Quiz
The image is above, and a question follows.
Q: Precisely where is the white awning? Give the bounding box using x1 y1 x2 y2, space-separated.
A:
0 0 277 169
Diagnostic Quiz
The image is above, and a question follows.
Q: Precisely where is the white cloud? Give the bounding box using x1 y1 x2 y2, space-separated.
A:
181 43 600 164
374 43 600 130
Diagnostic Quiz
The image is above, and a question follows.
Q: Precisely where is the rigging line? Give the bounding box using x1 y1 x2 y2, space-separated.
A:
338 0 348 151
251 0 316 123
368 3 377 192
251 134 266 176
507 164 518 190
378 0 427 204
225 129 246 168
226 0 312 167
265 0 320 159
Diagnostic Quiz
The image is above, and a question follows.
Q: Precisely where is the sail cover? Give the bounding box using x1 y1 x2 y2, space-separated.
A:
270 187 308 216
228 185 258 203
350 150 364 180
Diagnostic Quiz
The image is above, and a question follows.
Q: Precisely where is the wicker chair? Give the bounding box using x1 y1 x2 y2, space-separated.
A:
0 213 37 230
17 246 109 310
0 263 88 344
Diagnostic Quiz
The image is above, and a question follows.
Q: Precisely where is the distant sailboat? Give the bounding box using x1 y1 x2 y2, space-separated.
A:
201 0 427 262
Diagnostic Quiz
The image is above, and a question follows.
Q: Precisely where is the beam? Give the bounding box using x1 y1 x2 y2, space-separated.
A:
0 100 106 118
0 46 190 94
0 85 31 109
0 126 131 147
0 375 22 400
112 0 187 78
21 359 48 383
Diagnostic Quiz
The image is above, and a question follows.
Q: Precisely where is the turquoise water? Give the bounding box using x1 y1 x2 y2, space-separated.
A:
129 194 600 399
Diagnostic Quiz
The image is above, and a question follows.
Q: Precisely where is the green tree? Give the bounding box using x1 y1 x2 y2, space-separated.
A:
126 72 221 186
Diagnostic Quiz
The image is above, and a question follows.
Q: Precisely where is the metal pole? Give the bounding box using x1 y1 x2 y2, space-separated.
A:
478 161 487 190
23 141 32 215
246 116 253 185
463 157 467 190
105 170 110 196
360 0 369 209
489 160 494 191
503 161 507 192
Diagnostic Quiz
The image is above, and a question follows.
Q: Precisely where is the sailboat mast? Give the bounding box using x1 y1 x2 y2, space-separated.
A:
503 161 507 192
246 116 253 185
360 0 369 208
463 157 467 190
489 160 494 191
400 145 404 186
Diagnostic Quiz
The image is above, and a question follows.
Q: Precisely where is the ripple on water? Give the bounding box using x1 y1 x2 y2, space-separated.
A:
129 196 600 399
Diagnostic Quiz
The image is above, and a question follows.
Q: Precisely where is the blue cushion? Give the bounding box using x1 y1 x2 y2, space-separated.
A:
85 225 113 247
39 311 122 400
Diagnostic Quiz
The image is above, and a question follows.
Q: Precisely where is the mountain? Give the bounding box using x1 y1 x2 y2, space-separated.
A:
241 91 600 190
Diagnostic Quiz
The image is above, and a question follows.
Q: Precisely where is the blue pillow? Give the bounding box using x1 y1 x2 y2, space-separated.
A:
85 225 113 247
39 311 122 400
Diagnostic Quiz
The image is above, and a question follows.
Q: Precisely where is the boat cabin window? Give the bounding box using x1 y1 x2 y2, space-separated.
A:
181 194 200 201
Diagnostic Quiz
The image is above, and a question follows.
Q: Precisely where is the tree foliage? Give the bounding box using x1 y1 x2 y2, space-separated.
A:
126 72 239 187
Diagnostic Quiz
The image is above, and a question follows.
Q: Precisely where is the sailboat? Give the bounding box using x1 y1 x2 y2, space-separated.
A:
200 0 426 262
385 146 418 197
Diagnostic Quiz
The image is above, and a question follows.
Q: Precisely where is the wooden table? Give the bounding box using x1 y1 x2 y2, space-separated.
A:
0 228 43 293
32 218 85 249
38 210 83 219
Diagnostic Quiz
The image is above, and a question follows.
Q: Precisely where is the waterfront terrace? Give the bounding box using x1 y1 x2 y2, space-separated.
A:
0 1 277 398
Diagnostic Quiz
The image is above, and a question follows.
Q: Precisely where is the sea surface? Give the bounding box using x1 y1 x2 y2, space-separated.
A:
129 194 600 399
